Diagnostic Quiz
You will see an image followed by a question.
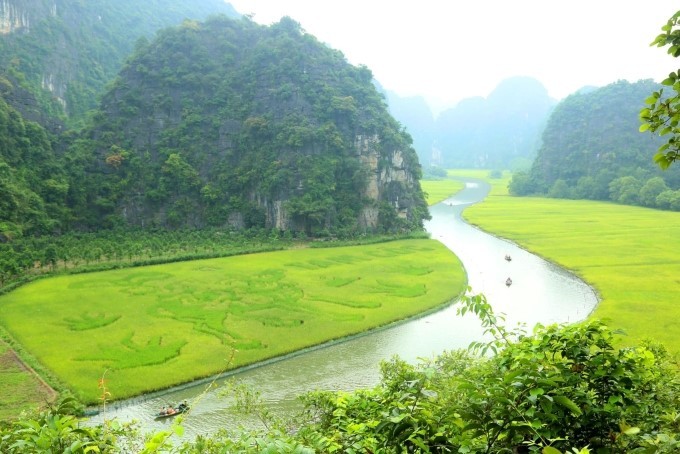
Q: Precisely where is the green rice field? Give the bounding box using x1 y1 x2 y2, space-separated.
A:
0 239 465 404
446 169 511 196
460 180 680 353
420 179 465 205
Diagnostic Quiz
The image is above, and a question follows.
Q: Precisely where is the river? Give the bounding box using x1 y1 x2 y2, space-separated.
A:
86 178 598 439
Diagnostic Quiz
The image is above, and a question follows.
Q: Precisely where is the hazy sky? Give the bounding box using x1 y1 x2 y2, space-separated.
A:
227 1 680 114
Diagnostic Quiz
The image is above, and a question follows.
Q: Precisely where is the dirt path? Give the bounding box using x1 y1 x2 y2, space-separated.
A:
0 342 57 419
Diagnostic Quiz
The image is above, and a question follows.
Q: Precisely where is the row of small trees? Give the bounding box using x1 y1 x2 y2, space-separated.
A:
509 170 680 211
0 227 296 289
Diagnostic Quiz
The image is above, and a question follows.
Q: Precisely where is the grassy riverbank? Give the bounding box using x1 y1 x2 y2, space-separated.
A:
449 170 680 352
420 179 465 205
0 239 465 404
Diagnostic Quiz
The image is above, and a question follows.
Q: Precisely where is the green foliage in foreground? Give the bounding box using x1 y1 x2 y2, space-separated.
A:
272 295 680 453
640 10 680 170
420 179 465 206
463 192 680 353
3 294 680 453
0 239 465 404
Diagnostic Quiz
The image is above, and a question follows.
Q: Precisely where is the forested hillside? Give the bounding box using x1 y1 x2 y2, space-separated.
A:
0 0 240 240
0 3 429 239
434 76 555 169
0 90 64 240
0 0 238 126
509 80 680 209
66 16 428 234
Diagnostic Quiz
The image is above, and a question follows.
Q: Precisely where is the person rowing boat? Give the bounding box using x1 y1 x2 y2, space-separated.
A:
155 401 189 418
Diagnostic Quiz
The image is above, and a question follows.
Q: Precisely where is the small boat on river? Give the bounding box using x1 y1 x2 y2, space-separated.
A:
505 254 512 261
506 277 512 287
154 402 189 419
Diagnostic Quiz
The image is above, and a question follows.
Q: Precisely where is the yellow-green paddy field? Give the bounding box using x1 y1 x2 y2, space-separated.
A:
0 240 465 404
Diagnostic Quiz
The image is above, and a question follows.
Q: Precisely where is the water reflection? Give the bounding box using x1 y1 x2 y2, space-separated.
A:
86 178 598 438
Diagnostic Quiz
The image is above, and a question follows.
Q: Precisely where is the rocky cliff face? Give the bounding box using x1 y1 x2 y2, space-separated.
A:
251 133 419 232
356 135 415 228
0 74 63 133
0 0 56 35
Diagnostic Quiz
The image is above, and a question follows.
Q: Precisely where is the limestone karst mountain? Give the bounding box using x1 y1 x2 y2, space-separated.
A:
67 16 429 234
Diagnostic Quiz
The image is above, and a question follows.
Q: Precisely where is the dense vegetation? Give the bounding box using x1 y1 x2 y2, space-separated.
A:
64 16 428 234
1 12 429 240
508 80 680 210
0 92 65 240
0 0 238 240
0 0 238 125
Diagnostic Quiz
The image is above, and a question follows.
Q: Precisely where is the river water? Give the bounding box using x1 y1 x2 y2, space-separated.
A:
86 178 598 438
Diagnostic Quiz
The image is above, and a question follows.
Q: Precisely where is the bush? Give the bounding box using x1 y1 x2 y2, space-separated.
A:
289 293 680 453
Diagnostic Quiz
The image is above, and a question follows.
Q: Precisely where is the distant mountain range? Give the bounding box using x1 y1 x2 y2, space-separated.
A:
384 76 557 170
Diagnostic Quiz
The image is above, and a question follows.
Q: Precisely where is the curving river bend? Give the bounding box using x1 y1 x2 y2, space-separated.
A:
86 179 598 438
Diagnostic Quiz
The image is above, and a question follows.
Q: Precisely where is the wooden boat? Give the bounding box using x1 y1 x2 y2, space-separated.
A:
505 254 512 261
154 403 189 419
505 277 512 287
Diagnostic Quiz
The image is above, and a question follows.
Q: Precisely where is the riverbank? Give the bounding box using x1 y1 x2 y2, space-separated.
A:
454 170 680 352
420 179 465 205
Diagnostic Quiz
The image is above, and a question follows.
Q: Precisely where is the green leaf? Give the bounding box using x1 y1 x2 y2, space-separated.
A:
622 426 641 435
530 387 545 397
172 423 185 437
554 395 582 416
542 447 562 454
503 369 523 383
654 151 672 169
639 124 651 133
